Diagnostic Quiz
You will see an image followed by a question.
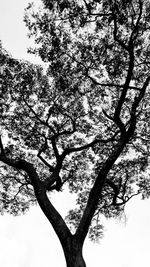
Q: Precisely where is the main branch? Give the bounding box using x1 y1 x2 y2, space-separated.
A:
0 152 72 248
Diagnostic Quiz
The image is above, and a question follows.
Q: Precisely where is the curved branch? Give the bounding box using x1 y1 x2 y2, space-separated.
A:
62 133 118 157
0 153 72 247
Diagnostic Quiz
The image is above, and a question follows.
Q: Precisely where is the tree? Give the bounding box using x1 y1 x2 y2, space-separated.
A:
0 0 150 266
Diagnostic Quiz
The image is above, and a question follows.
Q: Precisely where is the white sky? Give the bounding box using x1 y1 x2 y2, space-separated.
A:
0 0 150 266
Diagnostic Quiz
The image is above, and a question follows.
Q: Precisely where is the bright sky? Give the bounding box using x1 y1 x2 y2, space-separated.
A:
0 1 150 266
0 0 40 63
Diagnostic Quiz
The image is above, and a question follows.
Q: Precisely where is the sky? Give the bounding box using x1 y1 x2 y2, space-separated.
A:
0 0 150 266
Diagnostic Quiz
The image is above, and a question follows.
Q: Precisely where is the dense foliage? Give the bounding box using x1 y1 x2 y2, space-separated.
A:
0 0 150 244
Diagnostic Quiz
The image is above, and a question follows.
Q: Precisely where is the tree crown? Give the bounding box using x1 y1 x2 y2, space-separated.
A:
0 0 150 240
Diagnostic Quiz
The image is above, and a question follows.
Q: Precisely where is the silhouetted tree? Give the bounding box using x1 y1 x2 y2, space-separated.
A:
0 1 150 266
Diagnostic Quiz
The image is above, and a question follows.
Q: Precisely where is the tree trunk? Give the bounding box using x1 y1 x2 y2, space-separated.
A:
63 238 86 267
65 250 86 267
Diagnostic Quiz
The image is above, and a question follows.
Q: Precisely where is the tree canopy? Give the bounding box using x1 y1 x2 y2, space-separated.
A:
0 0 150 249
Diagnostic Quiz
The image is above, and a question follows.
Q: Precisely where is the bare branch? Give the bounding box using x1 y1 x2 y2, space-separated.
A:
51 136 59 159
105 178 120 205
113 192 140 206
37 153 54 171
37 137 55 171
112 3 129 51
129 0 143 45
23 98 56 134
62 133 118 157
11 184 28 202
128 76 150 135
86 74 141 91
53 111 76 138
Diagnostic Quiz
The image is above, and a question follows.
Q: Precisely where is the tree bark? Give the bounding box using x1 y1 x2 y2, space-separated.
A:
63 238 86 267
